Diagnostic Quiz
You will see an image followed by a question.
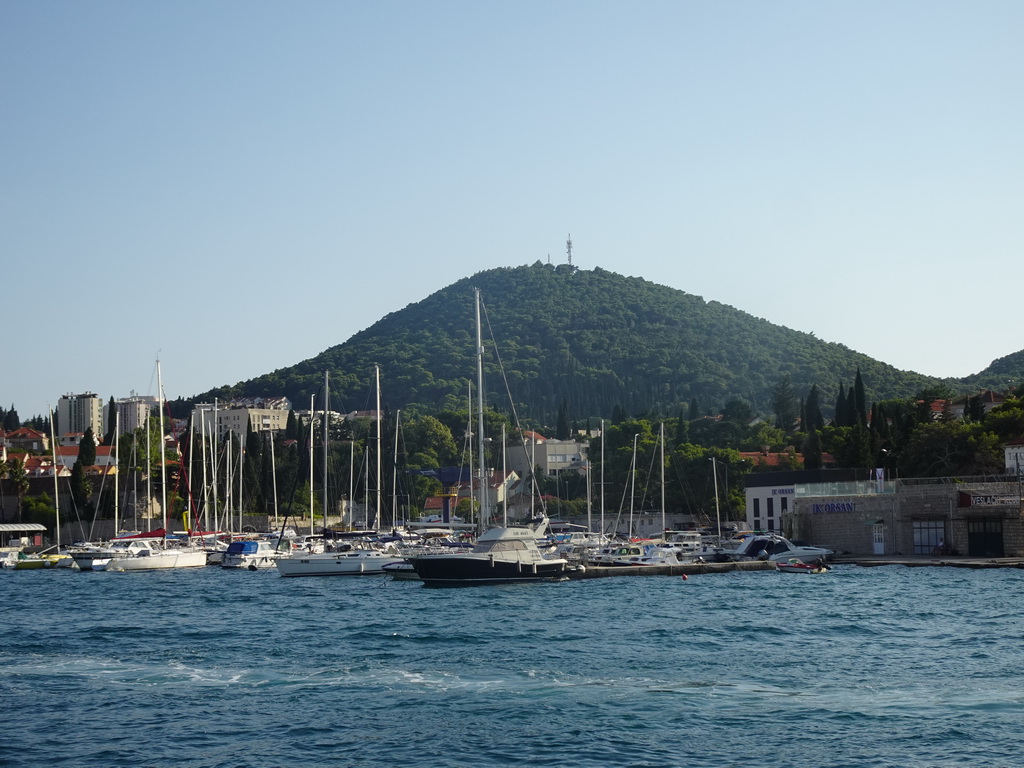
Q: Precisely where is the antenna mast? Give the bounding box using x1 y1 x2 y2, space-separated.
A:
566 234 573 265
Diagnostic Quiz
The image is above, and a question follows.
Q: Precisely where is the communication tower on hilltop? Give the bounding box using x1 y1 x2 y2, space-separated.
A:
566 234 573 265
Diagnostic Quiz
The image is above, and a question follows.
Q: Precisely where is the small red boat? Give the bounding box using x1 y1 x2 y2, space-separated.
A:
776 558 830 574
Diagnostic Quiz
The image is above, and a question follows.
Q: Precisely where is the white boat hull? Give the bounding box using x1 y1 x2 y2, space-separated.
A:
276 551 405 577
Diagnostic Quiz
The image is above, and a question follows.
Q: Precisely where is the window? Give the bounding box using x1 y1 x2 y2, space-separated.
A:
767 498 775 518
912 520 944 554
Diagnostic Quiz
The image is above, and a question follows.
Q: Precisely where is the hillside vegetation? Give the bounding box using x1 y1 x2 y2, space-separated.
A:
194 263 1018 426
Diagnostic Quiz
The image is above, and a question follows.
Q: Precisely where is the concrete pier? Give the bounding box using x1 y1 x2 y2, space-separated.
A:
568 560 774 579
833 554 1024 569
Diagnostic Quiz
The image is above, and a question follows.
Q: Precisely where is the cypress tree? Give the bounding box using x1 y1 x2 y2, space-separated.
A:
854 369 867 426
104 397 117 445
802 426 823 470
79 428 97 467
688 398 699 421
3 406 20 431
834 383 847 427
70 460 92 510
806 385 824 432
556 400 570 440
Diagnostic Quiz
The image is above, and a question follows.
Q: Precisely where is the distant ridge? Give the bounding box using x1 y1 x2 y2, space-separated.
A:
192 264 1022 425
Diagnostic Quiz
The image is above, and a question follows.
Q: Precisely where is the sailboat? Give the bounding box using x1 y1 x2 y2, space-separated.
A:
409 289 572 586
275 370 405 577
108 361 207 571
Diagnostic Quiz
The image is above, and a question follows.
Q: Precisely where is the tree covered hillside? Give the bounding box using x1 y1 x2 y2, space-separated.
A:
199 263 950 425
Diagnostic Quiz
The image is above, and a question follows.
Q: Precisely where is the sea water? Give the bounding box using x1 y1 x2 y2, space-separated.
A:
2 564 1022 768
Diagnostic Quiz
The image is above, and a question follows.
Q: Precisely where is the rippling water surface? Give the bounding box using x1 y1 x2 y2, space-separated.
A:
3 564 1022 767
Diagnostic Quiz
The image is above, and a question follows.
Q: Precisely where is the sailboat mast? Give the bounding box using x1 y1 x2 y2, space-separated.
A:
392 409 401 528
629 433 638 537
475 288 489 536
600 418 605 537
269 428 278 526
114 409 120 535
49 407 60 549
501 423 507 526
212 399 219 530
323 371 329 531
157 360 168 541
711 456 721 541
660 422 666 536
309 395 315 526
375 365 382 530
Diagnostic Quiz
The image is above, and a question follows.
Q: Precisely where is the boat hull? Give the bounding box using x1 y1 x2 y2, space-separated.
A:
276 552 404 577
107 549 208 571
410 554 569 586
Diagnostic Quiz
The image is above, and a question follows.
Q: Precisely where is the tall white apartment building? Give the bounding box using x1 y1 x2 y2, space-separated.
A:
57 393 103 437
105 397 152 436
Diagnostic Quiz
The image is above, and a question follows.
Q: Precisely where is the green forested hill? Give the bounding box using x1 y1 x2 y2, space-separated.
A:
193 263 1012 426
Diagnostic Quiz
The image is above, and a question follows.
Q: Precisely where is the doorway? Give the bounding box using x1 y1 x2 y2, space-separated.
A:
967 519 1004 558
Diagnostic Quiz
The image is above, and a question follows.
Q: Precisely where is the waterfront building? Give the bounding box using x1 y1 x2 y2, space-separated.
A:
779 473 1024 558
744 468 860 533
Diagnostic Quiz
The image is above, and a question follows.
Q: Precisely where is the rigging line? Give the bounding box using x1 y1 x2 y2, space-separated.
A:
635 435 660 513
480 295 548 517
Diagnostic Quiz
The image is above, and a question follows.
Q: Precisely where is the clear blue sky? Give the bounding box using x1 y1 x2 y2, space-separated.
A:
3 1 1022 420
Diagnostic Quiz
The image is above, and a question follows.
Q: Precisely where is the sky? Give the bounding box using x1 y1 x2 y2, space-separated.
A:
3 1 1022 420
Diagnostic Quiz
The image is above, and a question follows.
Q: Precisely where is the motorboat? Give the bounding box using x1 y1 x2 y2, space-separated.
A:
659 530 704 561
222 538 288 570
275 541 405 577
409 519 571 586
776 558 831 574
9 552 72 570
381 560 420 580
727 533 833 563
588 542 682 567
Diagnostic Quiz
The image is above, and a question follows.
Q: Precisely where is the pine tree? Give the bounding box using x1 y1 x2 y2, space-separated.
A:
771 374 799 432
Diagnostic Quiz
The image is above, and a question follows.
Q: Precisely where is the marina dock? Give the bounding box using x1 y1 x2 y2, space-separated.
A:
569 560 775 579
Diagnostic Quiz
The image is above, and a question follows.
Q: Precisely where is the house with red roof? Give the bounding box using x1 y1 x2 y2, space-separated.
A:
4 427 50 453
